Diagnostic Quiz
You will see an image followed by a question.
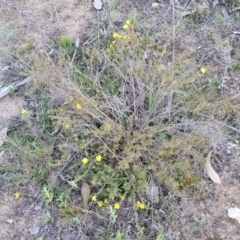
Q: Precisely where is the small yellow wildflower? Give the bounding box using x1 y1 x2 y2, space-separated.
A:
21 109 27 114
137 201 146 210
114 203 120 210
126 19 131 25
112 40 116 44
113 33 118 38
200 67 206 74
123 35 130 40
75 103 82 109
97 201 103 207
104 199 108 204
123 19 131 29
14 192 21 199
113 33 122 39
81 158 88 165
65 123 70 129
96 155 102 162
92 195 97 202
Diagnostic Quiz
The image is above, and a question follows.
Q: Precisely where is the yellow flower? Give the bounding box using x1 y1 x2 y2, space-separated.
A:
126 19 131 25
123 24 129 29
96 155 102 162
104 199 108 204
137 201 145 209
200 67 206 74
123 35 130 40
113 33 122 39
81 158 88 165
14 192 21 199
112 40 116 44
65 123 70 129
97 201 103 207
114 203 120 209
92 195 97 202
21 109 27 114
76 103 82 109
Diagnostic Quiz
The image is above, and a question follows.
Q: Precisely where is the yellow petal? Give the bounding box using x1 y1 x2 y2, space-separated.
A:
114 203 120 209
92 195 97 202
21 109 27 114
14 192 21 199
126 20 131 25
76 103 82 109
96 155 102 161
82 158 88 165
113 33 119 38
200 67 206 74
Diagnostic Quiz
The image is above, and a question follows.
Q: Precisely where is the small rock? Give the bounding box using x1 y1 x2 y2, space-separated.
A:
146 181 159 203
1 66 11 72
228 207 240 223
47 49 55 56
93 0 102 10
0 151 5 157
34 205 41 211
151 2 159 8
150 223 159 230
212 0 219 7
199 202 205 209
22 11 33 19
29 226 40 235
29 101 35 108
7 219 14 224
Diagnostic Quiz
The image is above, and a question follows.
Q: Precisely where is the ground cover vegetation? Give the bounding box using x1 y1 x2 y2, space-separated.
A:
1 0 240 239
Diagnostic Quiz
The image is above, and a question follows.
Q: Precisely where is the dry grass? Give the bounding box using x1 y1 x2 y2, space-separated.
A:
1 0 240 239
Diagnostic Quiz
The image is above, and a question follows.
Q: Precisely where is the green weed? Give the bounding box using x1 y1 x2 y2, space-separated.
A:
42 185 54 206
111 230 124 240
156 231 166 240
24 43 34 51
59 35 72 48
43 211 52 223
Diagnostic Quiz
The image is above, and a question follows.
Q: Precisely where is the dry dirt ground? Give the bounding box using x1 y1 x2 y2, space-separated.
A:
0 1 93 239
1 0 240 239
0 0 92 124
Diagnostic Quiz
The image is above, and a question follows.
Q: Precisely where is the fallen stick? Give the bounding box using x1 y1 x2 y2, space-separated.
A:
0 76 32 100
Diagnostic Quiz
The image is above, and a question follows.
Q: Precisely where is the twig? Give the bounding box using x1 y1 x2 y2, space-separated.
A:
216 120 240 135
198 113 240 135
231 7 240 13
0 76 32 99
233 31 240 35
71 36 80 64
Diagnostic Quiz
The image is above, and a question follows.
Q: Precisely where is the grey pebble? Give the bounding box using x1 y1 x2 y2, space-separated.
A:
29 226 40 235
